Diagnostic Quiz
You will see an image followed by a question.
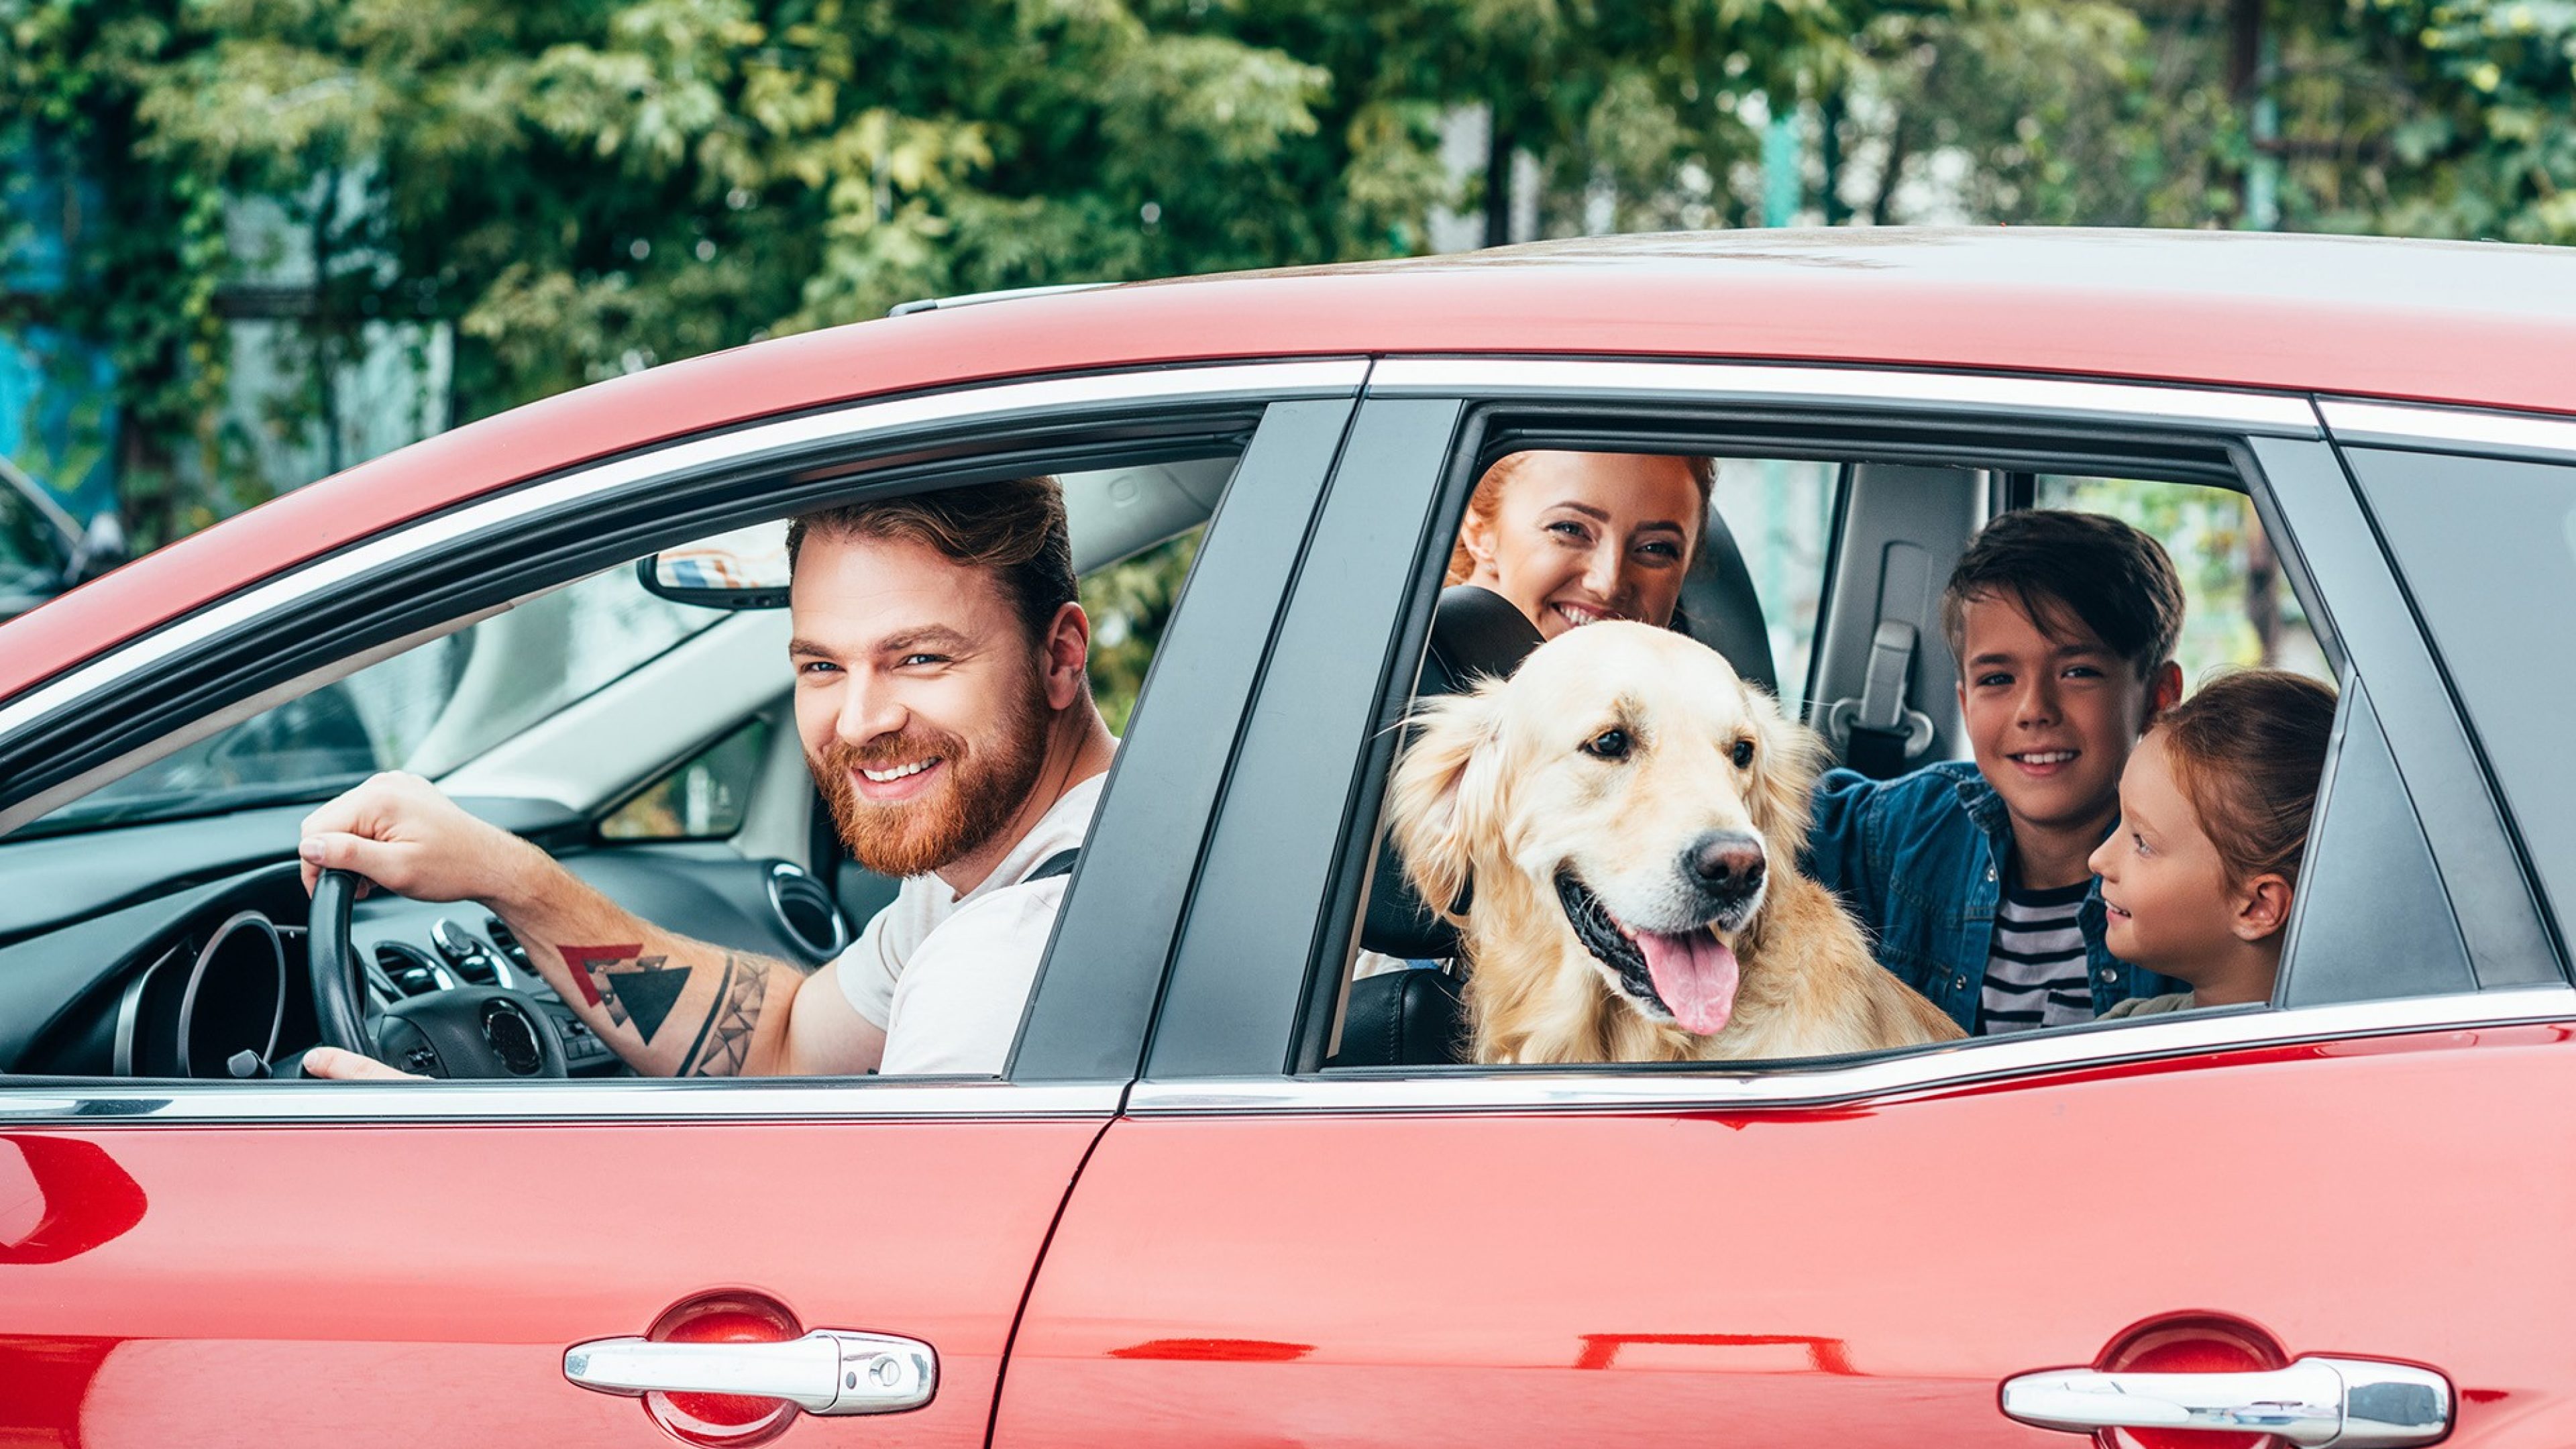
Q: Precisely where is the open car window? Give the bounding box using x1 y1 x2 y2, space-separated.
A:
23 567 722 837
1316 424 2443 1075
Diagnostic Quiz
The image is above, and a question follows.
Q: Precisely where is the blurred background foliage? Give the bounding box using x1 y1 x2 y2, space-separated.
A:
4 0 2573 711
1079 527 1199 733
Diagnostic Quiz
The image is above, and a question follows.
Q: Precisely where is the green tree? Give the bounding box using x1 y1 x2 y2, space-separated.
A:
3 0 1375 540
13 0 2575 555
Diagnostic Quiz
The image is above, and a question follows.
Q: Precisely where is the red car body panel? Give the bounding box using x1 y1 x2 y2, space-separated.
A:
1000 1026 2576 1448
0 1117 1105 1448
7 227 2576 704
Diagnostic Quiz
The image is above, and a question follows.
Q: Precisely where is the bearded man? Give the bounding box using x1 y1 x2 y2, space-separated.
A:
295 477 1114 1079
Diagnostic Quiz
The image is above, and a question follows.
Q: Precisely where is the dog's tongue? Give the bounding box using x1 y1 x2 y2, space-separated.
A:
1636 928 1741 1036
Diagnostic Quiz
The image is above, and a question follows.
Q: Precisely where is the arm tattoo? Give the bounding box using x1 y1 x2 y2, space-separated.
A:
679 955 769 1077
557 943 695 1044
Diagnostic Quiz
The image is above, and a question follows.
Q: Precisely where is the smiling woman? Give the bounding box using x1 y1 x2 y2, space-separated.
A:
1444 450 1713 639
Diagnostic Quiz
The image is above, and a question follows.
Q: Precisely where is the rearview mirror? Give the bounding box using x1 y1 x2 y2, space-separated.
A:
637 522 792 609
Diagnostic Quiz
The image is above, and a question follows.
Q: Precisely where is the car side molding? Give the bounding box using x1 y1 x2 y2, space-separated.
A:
1127 985 2576 1115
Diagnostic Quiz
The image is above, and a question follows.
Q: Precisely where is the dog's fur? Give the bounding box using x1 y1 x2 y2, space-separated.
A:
1389 622 1962 1064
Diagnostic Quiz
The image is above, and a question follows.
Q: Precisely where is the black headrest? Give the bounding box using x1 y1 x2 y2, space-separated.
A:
1675 502 1781 700
1360 586 1545 961
1328 967 1466 1067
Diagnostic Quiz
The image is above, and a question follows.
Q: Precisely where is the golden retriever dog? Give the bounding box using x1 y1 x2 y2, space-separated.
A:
1389 621 1962 1064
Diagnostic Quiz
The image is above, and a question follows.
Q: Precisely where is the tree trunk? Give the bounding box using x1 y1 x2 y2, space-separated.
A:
1485 107 1515 248
1870 112 1913 227
2246 519 2282 666
1821 93 1849 226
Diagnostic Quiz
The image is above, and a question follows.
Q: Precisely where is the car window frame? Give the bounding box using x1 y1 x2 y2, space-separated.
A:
0 361 1364 1122
1135 358 2567 1109
2314 401 2576 979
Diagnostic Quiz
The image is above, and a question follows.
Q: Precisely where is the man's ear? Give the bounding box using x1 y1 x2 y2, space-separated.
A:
1041 601 1091 712
2144 659 2184 723
1387 682 1509 924
2233 872 2295 942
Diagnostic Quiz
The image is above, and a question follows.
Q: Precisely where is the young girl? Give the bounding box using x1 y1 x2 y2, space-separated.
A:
2088 669 2339 1017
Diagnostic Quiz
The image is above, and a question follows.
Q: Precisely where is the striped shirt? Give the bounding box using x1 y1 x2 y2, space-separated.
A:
1978 877 2096 1034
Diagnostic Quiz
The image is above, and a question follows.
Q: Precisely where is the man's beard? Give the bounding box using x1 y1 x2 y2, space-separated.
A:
810 688 1051 880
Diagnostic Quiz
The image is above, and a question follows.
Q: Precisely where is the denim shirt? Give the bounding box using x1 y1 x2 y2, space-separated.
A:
1801 762 2185 1033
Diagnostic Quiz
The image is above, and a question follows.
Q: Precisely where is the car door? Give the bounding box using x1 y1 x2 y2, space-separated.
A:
0 364 1362 1447
992 363 2576 1448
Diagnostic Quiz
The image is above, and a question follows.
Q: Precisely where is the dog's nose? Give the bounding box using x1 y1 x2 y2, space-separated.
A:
1686 830 1766 900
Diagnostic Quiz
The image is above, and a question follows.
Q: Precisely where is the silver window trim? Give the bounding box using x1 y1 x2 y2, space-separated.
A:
2318 398 2576 461
0 359 1370 746
1366 358 2322 437
0 1077 1126 1124
1129 985 2575 1116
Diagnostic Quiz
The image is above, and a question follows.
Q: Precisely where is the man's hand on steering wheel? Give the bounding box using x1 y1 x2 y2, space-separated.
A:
297 771 547 906
298 775 573 1081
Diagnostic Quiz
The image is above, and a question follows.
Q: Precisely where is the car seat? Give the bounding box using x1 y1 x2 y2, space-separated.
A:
1674 502 1782 704
1334 585 1542 1068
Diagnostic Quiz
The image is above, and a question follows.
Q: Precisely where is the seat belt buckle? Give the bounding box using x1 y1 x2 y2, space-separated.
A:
1825 620 1935 775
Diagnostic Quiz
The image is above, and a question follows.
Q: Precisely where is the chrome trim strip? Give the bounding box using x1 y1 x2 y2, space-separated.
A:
1367 358 2320 436
1131 986 2576 1115
0 1078 1126 1124
0 360 1367 743
2318 398 2576 460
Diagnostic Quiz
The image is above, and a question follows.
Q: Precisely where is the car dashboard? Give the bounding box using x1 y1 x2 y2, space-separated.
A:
0 798 854 1079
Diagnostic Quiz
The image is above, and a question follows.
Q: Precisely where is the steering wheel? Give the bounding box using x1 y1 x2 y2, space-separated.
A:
307 868 568 1079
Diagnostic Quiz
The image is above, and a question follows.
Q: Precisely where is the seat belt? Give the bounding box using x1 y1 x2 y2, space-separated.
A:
1821 533 1941 778
1022 848 1080 884
1845 620 1922 777
1827 619 1937 780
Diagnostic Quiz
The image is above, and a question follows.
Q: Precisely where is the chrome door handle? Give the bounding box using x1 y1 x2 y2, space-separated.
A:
2001 1356 2450 1448
563 1328 935 1415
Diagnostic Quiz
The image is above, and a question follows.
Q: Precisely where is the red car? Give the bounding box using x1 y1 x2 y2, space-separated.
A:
3 228 2571 1448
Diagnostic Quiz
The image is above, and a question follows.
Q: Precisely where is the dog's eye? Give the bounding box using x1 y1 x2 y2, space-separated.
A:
1731 739 1755 769
1581 728 1631 761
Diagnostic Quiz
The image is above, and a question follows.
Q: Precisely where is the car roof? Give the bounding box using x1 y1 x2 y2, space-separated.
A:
9 225 2575 702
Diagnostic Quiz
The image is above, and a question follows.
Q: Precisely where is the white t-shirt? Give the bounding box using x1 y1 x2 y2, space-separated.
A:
834 772 1106 1076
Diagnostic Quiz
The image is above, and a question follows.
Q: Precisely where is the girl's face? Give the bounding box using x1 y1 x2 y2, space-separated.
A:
1459 452 1701 641
2086 732 2247 982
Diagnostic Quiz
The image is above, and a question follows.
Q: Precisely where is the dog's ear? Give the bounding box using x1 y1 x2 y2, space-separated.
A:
1387 679 1510 924
1746 680 1829 853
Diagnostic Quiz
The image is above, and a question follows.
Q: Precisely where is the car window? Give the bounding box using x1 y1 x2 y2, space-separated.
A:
22 566 720 836
2341 445 2576 940
1081 525 1203 734
1329 433 2385 1073
2033 474 2330 686
1710 460 1837 712
0 420 1281 1093
598 716 774 841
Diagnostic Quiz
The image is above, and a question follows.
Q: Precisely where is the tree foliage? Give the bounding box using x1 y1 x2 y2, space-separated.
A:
7 0 2576 554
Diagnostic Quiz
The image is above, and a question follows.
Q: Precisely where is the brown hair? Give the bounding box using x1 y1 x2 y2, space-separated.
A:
1941 509 2184 680
2154 669 2339 885
1444 451 1717 586
786 476 1075 645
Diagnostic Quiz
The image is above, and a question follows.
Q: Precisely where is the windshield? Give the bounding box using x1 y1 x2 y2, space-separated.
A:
26 564 721 835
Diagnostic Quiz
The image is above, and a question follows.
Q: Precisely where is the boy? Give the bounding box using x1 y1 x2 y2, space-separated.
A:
1805 510 2188 1034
